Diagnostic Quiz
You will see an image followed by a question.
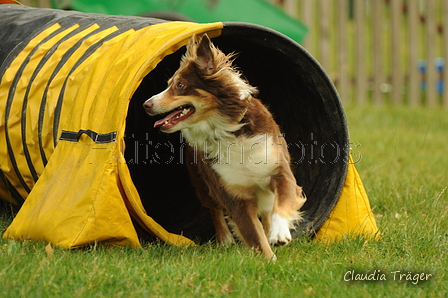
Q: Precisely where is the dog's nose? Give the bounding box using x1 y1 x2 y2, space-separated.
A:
143 98 153 111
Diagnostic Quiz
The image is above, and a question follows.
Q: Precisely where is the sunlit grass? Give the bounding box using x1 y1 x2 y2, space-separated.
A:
1 105 447 297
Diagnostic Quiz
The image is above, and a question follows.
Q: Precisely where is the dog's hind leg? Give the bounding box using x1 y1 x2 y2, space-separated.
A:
270 165 306 246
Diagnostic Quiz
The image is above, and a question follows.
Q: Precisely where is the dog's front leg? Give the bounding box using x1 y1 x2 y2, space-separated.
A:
260 212 272 238
209 208 234 245
225 197 275 261
186 147 234 245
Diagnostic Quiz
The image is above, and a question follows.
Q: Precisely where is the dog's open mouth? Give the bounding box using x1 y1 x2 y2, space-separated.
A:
153 105 195 130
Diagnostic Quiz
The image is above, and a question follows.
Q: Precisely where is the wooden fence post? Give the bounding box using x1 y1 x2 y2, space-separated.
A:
301 0 315 55
337 0 349 104
443 0 448 108
372 0 384 105
425 0 437 107
319 1 332 75
407 0 420 106
391 0 403 105
355 0 367 104
284 0 298 17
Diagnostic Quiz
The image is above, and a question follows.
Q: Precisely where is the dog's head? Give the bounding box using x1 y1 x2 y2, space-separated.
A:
143 34 257 134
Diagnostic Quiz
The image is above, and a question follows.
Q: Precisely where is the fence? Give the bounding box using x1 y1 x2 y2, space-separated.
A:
279 0 448 107
18 0 448 107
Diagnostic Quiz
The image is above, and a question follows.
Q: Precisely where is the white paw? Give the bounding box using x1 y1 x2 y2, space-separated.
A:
269 213 292 246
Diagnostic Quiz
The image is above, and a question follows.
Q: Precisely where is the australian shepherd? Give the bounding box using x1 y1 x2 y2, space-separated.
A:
143 34 306 260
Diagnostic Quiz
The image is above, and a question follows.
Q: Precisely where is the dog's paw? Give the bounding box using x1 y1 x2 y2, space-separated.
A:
218 233 235 246
269 213 292 246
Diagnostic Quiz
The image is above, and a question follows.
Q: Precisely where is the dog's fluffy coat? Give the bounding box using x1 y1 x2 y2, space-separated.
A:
143 34 306 260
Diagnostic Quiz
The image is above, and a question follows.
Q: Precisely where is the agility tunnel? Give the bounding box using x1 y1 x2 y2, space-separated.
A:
0 4 378 248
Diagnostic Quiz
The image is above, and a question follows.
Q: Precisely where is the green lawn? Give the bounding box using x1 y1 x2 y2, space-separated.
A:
1 105 447 297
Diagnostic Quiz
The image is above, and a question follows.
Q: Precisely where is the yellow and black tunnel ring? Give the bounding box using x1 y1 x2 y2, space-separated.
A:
0 5 378 248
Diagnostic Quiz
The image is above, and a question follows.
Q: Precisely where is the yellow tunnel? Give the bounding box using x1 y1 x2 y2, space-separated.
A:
0 5 378 248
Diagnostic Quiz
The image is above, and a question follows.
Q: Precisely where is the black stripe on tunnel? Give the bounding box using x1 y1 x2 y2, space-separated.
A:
37 17 157 164
49 19 161 147
0 170 25 206
2 7 166 192
48 16 169 148
4 17 141 192
20 23 76 183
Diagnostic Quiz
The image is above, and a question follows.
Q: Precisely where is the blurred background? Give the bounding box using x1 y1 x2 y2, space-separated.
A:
20 0 448 108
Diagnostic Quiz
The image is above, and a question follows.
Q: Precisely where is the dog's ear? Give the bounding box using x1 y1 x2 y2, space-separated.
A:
186 34 200 51
195 34 215 75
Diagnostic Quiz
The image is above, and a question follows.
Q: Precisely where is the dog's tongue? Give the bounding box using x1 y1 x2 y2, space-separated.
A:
154 109 184 128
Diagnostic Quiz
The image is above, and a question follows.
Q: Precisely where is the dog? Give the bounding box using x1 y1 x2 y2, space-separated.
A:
143 34 306 260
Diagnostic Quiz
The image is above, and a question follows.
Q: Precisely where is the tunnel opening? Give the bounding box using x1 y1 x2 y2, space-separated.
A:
125 24 349 243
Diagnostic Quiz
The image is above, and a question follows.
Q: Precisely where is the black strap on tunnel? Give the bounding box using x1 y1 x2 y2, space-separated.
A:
59 130 117 143
51 18 157 149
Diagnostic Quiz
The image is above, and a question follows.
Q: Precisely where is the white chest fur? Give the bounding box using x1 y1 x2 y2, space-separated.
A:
211 134 281 188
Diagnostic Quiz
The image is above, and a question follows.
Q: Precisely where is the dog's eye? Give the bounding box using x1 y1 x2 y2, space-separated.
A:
177 81 185 89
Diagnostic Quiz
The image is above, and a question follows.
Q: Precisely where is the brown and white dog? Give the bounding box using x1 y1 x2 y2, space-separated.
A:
143 34 306 260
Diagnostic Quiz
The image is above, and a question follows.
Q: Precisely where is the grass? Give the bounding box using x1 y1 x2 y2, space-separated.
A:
1 105 447 297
